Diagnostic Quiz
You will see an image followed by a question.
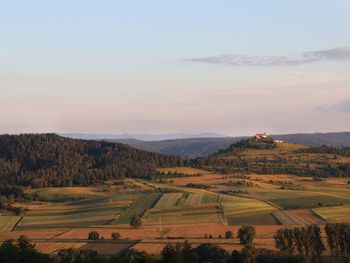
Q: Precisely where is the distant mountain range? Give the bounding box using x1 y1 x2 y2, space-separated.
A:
62 132 226 141
62 132 350 158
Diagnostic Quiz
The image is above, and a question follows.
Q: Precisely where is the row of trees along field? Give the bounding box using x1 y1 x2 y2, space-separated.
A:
1 223 350 263
0 134 182 188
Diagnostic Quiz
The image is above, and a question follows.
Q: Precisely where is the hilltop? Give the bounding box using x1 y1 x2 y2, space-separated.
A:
189 137 350 178
214 136 277 155
100 132 350 157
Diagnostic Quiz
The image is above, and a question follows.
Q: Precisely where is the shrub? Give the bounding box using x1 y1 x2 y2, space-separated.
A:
88 231 100 240
111 232 121 240
225 231 233 239
130 216 142 228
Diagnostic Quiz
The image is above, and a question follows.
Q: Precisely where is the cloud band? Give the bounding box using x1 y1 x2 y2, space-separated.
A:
186 46 350 66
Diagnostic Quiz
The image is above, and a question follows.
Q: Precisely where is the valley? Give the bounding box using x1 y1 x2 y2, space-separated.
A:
1 135 350 258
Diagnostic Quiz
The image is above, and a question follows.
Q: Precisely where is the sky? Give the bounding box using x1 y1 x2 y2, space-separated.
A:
1 0 350 136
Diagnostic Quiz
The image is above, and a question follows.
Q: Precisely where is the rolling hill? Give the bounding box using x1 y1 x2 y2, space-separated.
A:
106 132 350 157
188 137 350 178
0 134 181 188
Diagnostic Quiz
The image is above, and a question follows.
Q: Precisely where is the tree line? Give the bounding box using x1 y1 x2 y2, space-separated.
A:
2 223 350 263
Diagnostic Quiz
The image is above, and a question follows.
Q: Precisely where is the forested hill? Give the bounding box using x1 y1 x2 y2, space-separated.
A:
102 132 350 158
0 134 182 188
214 137 277 155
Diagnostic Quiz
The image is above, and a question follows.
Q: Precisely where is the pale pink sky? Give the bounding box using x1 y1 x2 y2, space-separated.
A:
1 1 350 136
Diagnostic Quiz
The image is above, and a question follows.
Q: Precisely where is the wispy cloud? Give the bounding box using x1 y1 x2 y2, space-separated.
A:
317 99 350 113
185 46 350 66
332 100 350 113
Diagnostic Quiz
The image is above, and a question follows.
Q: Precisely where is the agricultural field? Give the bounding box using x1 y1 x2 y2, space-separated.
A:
25 187 108 201
270 195 350 210
288 209 325 224
272 211 303 225
143 205 222 225
1 142 350 256
153 193 183 209
222 197 278 225
201 193 219 204
115 193 161 224
183 193 202 207
314 205 350 223
0 216 21 231
16 194 138 229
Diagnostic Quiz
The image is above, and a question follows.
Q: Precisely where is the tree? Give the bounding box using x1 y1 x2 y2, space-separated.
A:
274 229 294 255
88 231 100 240
110 249 155 263
238 226 256 246
57 248 79 263
241 245 257 263
161 244 181 263
195 243 229 263
286 226 325 263
307 224 324 262
325 223 350 263
58 248 98 263
225 231 233 239
17 235 35 250
111 232 121 240
130 216 143 228
0 238 52 263
181 241 198 263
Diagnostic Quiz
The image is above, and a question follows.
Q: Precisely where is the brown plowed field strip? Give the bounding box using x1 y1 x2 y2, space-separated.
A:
289 209 325 225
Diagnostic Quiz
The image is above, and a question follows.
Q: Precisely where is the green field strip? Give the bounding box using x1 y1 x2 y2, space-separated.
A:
22 206 126 222
66 193 140 206
17 220 113 229
115 193 162 224
20 214 118 226
27 204 127 215
270 195 350 210
228 213 280 226
201 194 219 204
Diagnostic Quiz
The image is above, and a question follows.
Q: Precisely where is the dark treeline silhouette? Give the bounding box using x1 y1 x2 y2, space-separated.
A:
0 134 182 189
274 225 325 263
2 224 350 263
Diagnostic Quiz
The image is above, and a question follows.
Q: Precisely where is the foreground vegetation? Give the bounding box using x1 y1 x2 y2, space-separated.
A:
2 223 350 263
